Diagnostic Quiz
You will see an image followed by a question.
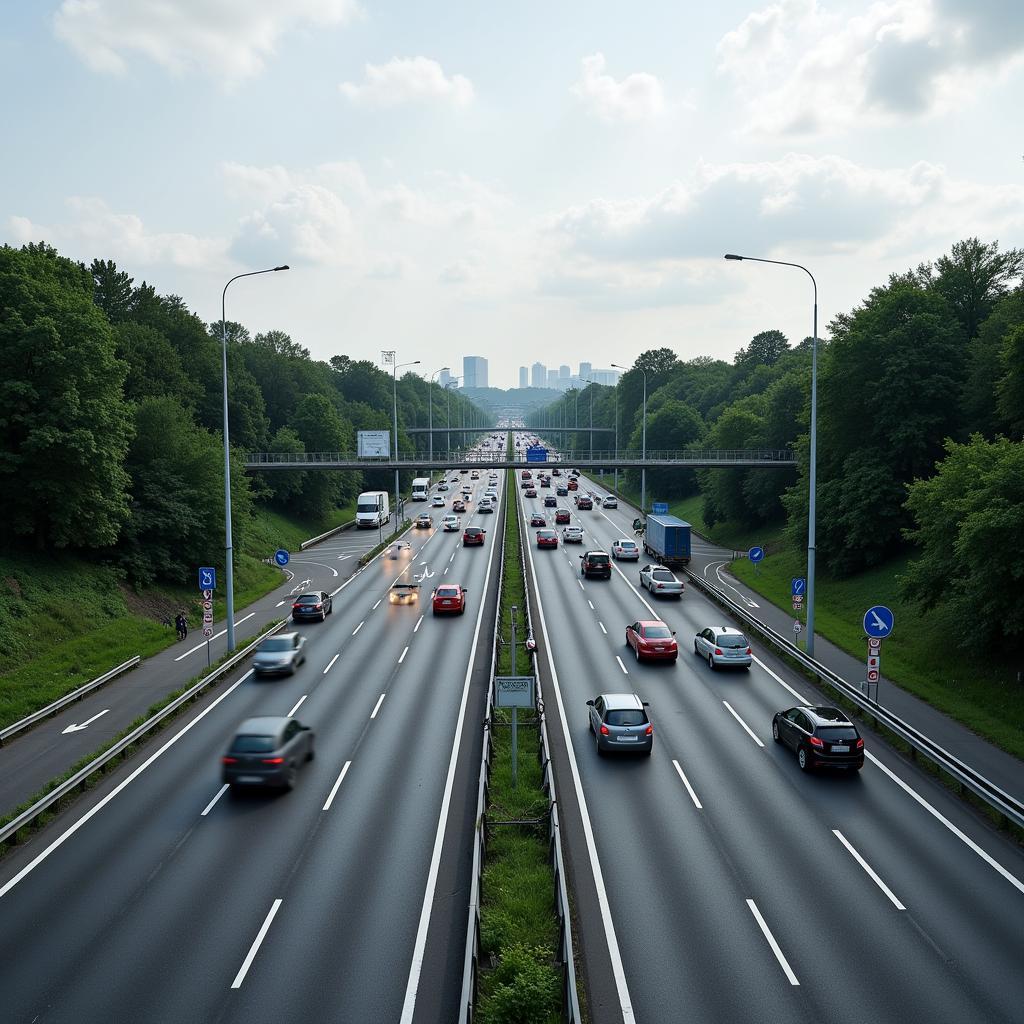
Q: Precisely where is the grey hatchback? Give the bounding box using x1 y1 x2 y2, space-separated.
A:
222 716 315 790
587 693 653 756
694 626 752 670
252 632 307 677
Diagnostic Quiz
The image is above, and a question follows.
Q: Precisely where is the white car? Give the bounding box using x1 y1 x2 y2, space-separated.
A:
484 489 498 501
478 499 494 514
471 471 480 479
438 481 449 491
602 496 618 509
611 538 639 560
431 495 446 508
442 514 461 531
639 564 684 598
562 525 584 543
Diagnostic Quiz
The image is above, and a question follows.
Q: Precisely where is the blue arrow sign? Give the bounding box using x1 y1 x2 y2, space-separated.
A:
198 566 216 590
652 502 669 515
863 605 894 638
274 549 290 567
791 577 806 596
748 546 765 564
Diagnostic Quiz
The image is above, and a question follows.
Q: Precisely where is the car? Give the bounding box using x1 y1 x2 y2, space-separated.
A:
442 514 461 531
567 479 578 491
602 495 618 509
540 478 551 488
415 513 432 529
536 529 558 548
587 693 653 756
694 626 752 670
639 564 684 598
438 482 450 491
772 706 864 772
552 468 561 476
432 583 468 615
291 592 333 622
520 479 533 490
485 489 498 500
452 499 466 513
471 471 480 479
461 489 472 500
580 551 611 579
431 495 446 507
611 538 639 560
626 620 678 663
530 512 546 527
451 476 460 483
562 525 584 543
478 500 494 514
525 488 537 498
575 495 593 510
543 495 557 508
463 526 486 546
554 508 571 525
389 582 420 604
252 633 307 676
222 716 314 791
521 470 532 480
556 485 569 496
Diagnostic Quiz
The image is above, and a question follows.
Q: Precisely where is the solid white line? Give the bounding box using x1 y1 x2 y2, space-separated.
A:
746 899 799 985
322 761 352 811
588 600 594 610
371 693 386 719
0 671 253 902
833 830 905 910
352 622 364 636
234 612 256 627
615 655 629 675
865 751 1024 895
414 615 424 633
287 695 308 717
751 655 809 705
231 899 283 989
672 759 703 809
201 784 229 817
599 622 607 634
715 563 759 608
399 646 409 664
723 700 764 747
372 599 382 610
175 629 225 661
323 655 339 675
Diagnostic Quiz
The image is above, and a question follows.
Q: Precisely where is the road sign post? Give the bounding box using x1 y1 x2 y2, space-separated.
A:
749 546 764 575
793 619 803 646
652 502 669 515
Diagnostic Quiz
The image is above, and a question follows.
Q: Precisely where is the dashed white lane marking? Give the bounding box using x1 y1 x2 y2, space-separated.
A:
577 579 585 591
323 655 339 675
232 899 283 989
414 615 424 632
746 899 799 986
672 760 703 810
599 622 607 634
201 784 229 817
833 830 905 910
398 646 409 664
588 600 594 610
723 700 764 747
352 622 364 636
371 693 386 719
615 656 629 675
287 695 308 717
372 599 382 610
322 761 352 812
751 656 808 704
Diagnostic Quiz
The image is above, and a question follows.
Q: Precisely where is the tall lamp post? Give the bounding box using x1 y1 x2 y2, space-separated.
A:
725 252 819 656
428 367 450 475
221 264 289 651
386 354 421 529
612 362 647 514
580 379 595 462
445 377 461 458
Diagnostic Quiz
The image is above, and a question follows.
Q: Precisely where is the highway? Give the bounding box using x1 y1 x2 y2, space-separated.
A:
518 456 1024 1023
0 471 503 1023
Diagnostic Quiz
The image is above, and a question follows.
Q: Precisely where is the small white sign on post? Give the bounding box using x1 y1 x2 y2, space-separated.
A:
357 430 391 458
495 676 535 708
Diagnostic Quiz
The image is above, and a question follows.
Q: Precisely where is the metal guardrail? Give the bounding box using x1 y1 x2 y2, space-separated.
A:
684 569 1024 831
0 656 141 745
0 621 287 846
299 518 356 549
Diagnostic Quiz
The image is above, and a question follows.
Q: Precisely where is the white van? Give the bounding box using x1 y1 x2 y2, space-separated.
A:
355 490 391 529
411 477 430 501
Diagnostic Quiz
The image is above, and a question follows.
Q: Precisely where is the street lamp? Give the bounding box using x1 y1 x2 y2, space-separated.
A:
445 377 462 457
428 367 450 475
387 354 421 529
580 379 595 462
725 252 819 656
221 264 289 651
612 362 647 514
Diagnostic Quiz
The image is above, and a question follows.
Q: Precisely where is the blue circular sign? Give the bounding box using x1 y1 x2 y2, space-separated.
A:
274 549 290 566
748 546 765 563
863 605 894 638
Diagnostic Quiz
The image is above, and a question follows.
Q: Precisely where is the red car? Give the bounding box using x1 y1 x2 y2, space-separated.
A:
567 479 578 491
554 508 571 524
525 488 537 498
462 527 486 546
529 513 546 527
575 495 593 510
521 470 532 480
432 584 468 615
626 620 678 663
536 529 558 548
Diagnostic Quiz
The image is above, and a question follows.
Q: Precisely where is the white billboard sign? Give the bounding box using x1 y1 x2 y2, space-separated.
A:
358 430 391 458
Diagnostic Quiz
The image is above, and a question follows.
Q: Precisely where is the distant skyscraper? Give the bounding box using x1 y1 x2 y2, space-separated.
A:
559 364 570 380
463 355 488 389
579 361 592 381
518 366 528 389
591 368 622 387
547 369 559 388
531 362 546 388
439 369 453 388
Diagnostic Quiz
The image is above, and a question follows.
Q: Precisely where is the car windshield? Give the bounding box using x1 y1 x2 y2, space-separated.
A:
618 541 636 550
606 709 647 727
818 727 858 741
357 501 379 512
295 595 319 604
259 638 293 652
588 555 609 564
437 587 458 597
644 626 672 638
539 531 555 538
717 634 748 648
652 570 676 581
232 735 276 752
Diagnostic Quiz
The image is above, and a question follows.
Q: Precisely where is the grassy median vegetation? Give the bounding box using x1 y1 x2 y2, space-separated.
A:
476 462 561 1023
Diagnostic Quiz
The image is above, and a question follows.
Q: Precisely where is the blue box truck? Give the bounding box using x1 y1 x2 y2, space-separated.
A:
642 515 692 567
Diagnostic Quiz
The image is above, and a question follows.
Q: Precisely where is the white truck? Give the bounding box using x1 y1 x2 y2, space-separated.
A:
411 477 431 501
355 490 391 529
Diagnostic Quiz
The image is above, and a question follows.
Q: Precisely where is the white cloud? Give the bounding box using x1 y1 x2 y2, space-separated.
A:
717 0 1024 135
54 0 358 81
339 56 474 108
439 261 473 284
570 53 665 122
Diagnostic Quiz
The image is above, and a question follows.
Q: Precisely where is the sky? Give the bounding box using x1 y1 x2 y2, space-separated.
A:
3 0 1024 390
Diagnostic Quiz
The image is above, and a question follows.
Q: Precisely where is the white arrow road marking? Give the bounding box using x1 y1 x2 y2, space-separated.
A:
290 560 338 577
337 554 352 561
62 709 110 734
707 560 759 609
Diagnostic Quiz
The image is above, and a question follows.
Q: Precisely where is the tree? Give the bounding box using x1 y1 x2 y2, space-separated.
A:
290 394 354 517
932 237 1024 341
0 244 132 549
961 288 1024 437
114 322 193 406
995 324 1024 438
258 426 307 506
252 329 310 359
734 329 789 371
89 258 135 323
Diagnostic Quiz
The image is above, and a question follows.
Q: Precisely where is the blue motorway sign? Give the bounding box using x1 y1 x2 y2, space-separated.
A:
863 605 895 638
652 502 669 514
791 577 806 597
748 546 765 564
526 446 548 463
274 549 290 567
198 566 216 590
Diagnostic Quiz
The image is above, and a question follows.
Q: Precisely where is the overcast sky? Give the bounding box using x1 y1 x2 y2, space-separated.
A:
4 1 1023 388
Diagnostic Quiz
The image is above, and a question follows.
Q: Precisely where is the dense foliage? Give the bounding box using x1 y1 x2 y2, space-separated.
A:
0 242 484 585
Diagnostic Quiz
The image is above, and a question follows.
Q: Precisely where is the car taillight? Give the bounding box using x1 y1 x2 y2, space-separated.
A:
262 757 285 765
808 735 824 749
645 725 653 736
855 738 864 749
600 725 610 735
746 647 752 654
222 756 238 764
656 583 663 589
714 648 723 655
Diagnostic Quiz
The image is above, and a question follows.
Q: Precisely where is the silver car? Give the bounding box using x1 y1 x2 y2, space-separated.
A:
602 495 618 509
222 716 314 791
639 564 684 598
611 538 639 560
562 525 584 543
252 633 307 677
587 693 653 756
694 626 752 670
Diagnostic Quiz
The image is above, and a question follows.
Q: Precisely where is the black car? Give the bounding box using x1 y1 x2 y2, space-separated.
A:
772 706 864 772
292 592 333 621
580 551 611 579
544 495 557 508
556 486 569 496
222 716 315 791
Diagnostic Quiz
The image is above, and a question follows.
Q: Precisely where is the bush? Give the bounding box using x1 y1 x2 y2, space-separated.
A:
477 944 560 1024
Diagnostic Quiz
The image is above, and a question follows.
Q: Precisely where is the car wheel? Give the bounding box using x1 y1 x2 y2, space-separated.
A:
321 610 327 622
772 719 781 743
643 747 653 758
693 640 699 655
289 661 297 676
635 643 641 663
595 736 604 757
283 765 297 790
798 747 813 772
306 744 315 762
708 654 715 671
